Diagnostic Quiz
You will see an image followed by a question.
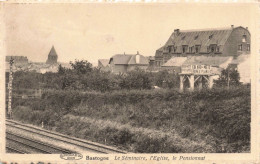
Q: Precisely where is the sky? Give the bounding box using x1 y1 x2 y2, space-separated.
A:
4 3 256 65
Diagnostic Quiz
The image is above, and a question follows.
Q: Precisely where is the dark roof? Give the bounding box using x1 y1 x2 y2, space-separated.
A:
48 46 58 56
109 53 149 65
98 59 110 67
159 27 238 53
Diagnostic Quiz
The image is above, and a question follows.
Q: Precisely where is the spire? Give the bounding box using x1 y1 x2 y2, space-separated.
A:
46 45 58 64
48 45 58 56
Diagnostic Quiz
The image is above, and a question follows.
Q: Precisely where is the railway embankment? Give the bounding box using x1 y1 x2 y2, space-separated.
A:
12 86 250 153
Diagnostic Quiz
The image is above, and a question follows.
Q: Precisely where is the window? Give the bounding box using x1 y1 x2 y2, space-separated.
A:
182 45 188 53
209 44 216 53
209 34 213 39
238 44 242 51
195 45 200 53
189 47 193 53
168 46 172 53
216 46 220 52
173 47 177 53
242 35 247 42
247 44 250 51
211 46 215 53
194 35 199 40
181 36 186 40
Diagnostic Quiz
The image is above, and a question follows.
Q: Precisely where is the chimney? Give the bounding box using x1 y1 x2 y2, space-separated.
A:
136 53 140 64
231 25 234 29
124 52 125 55
246 27 248 30
174 29 180 35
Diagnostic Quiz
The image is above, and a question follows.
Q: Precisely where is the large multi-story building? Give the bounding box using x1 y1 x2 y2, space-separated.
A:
155 25 250 67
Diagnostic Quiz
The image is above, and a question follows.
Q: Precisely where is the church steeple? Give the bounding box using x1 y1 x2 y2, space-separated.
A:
46 45 58 64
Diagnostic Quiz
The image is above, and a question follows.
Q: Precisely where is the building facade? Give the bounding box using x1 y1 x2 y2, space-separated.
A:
6 56 28 65
155 25 250 67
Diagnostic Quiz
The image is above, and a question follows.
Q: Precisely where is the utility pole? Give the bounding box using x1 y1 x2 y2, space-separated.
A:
227 69 230 89
8 57 14 119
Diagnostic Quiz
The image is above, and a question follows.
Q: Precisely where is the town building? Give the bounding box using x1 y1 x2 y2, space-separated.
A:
46 46 58 64
109 52 149 74
6 56 28 65
155 25 250 67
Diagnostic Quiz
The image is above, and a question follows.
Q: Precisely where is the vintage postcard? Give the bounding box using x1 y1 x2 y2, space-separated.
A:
0 1 259 163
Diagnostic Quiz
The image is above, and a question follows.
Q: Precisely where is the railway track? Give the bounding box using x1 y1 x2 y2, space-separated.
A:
6 131 74 154
6 146 26 154
6 119 127 154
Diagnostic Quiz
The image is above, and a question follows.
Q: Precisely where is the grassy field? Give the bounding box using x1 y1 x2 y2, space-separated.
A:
12 86 251 153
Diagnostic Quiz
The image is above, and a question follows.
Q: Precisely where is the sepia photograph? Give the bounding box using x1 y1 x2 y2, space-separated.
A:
1 2 259 163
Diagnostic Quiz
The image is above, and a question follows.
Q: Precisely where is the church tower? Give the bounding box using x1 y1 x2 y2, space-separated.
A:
46 46 58 64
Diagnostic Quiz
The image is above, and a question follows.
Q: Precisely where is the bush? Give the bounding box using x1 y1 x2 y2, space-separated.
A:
214 68 241 87
12 86 250 153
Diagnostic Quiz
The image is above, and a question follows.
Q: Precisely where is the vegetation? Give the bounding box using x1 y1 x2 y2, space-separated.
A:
8 60 250 153
12 86 250 153
214 68 241 87
10 60 180 92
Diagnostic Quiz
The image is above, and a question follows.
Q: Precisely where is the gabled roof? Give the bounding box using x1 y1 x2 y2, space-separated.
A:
162 57 187 67
183 56 233 67
98 59 110 67
48 46 58 56
109 54 132 65
109 53 149 65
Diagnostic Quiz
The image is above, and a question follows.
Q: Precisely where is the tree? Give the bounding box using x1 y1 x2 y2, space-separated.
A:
58 64 66 75
70 60 93 74
214 68 241 87
119 69 152 90
154 70 179 88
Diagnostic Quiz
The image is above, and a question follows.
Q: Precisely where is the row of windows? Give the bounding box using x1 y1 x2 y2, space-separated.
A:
168 43 250 54
168 45 220 54
238 44 250 51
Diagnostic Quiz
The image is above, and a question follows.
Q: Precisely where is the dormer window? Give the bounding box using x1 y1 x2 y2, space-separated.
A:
173 46 177 53
181 36 186 40
209 34 213 39
194 35 199 40
168 46 172 53
195 45 201 53
208 44 217 53
211 47 215 53
242 35 247 42
182 45 188 53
